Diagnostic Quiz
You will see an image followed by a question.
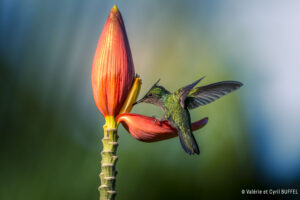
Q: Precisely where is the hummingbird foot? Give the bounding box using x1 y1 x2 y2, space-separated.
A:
152 116 164 125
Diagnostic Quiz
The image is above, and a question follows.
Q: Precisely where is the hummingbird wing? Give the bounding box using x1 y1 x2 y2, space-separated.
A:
185 81 243 109
178 77 205 108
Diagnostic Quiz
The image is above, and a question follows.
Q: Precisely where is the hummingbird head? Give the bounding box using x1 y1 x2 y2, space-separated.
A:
134 79 170 106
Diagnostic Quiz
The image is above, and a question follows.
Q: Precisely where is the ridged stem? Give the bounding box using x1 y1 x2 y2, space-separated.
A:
98 77 141 199
99 116 118 200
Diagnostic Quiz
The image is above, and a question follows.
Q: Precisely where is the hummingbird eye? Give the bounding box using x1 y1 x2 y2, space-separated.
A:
148 93 153 97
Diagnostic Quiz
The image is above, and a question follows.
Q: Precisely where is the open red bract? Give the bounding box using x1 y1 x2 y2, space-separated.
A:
92 6 135 117
116 113 208 142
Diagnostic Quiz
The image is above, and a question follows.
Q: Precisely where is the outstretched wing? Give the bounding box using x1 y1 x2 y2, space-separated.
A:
178 77 205 108
185 81 243 109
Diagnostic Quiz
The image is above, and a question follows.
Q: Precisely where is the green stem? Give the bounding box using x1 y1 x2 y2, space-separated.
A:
99 116 118 200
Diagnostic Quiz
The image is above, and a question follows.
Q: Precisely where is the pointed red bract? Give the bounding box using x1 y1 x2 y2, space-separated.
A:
92 6 135 117
116 113 208 142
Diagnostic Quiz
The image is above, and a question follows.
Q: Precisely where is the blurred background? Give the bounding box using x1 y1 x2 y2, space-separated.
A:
1 0 300 199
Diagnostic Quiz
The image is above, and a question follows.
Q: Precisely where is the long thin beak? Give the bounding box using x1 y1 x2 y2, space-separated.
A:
132 98 144 106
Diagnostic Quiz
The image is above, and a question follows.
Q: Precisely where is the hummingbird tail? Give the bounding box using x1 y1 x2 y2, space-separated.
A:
178 132 200 155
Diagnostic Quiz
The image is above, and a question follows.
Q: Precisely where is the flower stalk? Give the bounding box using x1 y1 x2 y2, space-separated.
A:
99 116 118 200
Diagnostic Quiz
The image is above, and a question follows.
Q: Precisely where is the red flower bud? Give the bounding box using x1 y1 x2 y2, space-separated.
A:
92 5 135 117
116 113 208 142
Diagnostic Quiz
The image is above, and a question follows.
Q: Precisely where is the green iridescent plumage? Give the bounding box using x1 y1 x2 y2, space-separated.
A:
134 77 243 155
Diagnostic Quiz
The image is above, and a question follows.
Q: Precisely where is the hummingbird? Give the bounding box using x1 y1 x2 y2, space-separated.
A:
133 77 243 155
